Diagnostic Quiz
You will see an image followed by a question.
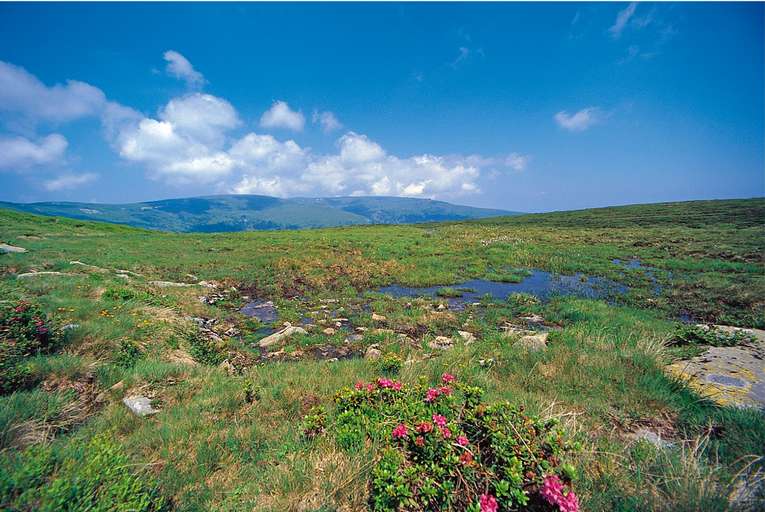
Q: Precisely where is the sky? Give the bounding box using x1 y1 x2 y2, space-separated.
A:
0 2 762 213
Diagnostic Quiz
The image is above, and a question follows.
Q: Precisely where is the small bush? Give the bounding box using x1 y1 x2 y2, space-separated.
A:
668 324 754 347
0 301 57 394
115 339 143 368
184 329 225 366
377 353 403 375
321 374 580 511
0 434 167 511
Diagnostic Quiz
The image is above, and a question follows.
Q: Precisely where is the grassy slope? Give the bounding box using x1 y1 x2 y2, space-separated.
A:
0 194 513 232
0 198 764 511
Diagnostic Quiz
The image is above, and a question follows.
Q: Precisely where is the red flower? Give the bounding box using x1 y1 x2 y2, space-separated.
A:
440 426 452 439
479 494 498 512
441 372 456 384
459 451 473 465
354 381 364 390
417 421 433 433
432 414 447 427
439 385 452 396
415 436 425 447
392 423 408 439
425 387 441 402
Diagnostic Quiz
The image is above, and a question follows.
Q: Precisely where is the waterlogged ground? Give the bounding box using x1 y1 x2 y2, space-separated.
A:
0 198 764 511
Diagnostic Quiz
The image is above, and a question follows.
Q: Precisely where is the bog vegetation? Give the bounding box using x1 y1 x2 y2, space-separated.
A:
0 198 763 511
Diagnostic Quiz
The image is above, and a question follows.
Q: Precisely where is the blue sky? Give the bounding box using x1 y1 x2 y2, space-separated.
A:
0 2 762 212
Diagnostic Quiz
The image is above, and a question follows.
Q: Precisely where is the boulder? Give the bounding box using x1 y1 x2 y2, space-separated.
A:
365 344 382 360
323 327 336 335
371 313 387 322
517 332 549 352
345 334 364 343
457 331 476 344
0 243 27 254
122 395 159 416
258 323 307 348
428 336 454 351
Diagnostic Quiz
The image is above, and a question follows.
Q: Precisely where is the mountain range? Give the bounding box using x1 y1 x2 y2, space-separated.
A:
0 195 517 232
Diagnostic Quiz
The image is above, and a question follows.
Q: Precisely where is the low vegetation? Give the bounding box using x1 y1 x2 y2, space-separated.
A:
0 198 763 511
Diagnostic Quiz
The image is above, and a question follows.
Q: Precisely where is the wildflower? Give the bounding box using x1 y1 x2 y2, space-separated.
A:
377 378 393 388
432 414 447 427
442 372 456 384
440 426 452 439
417 421 433 433
366 383 375 392
457 435 469 447
391 381 402 391
479 494 498 512
415 436 425 447
425 387 441 402
439 385 452 396
392 423 408 439
541 475 579 512
459 451 473 465
354 381 364 390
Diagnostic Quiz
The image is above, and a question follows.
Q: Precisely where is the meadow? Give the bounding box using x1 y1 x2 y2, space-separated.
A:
0 198 763 511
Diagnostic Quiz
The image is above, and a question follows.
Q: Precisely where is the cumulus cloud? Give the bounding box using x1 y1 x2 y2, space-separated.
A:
0 60 106 124
312 110 342 133
554 107 603 132
505 152 531 171
609 3 637 39
163 50 205 88
43 172 97 191
259 101 305 131
0 134 68 170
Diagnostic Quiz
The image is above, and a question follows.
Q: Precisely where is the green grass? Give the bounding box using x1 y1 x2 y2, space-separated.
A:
0 198 763 511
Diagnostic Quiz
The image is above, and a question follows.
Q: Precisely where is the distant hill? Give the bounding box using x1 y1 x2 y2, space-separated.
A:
0 195 517 232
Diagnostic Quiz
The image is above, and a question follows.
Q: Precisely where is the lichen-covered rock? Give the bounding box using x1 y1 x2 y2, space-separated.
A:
123 395 159 416
517 332 549 351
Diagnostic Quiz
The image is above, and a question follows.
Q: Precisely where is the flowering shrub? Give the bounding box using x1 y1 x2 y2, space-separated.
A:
0 301 56 394
327 373 579 511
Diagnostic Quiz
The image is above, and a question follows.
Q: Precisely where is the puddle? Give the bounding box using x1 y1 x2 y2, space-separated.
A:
376 270 628 309
240 300 278 323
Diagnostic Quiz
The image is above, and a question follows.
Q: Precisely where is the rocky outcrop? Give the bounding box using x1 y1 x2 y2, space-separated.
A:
0 243 27 254
258 323 307 348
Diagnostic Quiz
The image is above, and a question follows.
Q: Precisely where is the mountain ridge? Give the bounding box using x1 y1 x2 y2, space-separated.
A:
0 194 518 232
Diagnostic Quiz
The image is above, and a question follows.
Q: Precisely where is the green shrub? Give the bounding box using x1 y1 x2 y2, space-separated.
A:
322 374 579 511
115 339 143 368
0 434 166 511
184 329 225 366
377 353 403 375
0 301 57 394
668 324 754 347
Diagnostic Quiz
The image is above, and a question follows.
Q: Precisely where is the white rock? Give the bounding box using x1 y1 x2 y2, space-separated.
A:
1 243 27 254
258 323 307 348
123 395 159 417
365 344 382 360
428 336 454 350
517 332 549 351
17 271 73 279
457 331 476 344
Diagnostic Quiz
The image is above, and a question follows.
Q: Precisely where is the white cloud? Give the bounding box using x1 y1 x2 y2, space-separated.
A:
160 93 239 145
163 50 205 88
505 152 531 171
259 100 305 131
0 134 68 170
609 3 637 39
554 107 603 132
0 60 106 124
312 110 342 133
43 172 97 191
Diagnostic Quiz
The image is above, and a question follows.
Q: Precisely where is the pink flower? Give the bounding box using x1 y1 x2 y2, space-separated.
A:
417 421 433 433
415 436 425 447
425 388 441 402
439 385 452 396
479 494 498 512
366 383 375 392
432 414 447 427
392 423 408 439
541 475 579 512
440 426 452 439
392 381 402 391
457 435 469 447
442 372 456 384
354 381 364 390
377 378 394 388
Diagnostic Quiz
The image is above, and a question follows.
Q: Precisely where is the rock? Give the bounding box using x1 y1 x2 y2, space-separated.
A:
62 323 80 331
345 334 364 343
371 313 387 322
258 323 307 348
17 271 74 279
219 359 237 376
365 344 382 360
167 350 198 366
323 327 336 335
479 358 495 367
115 274 130 280
666 338 765 409
520 314 545 324
0 243 27 254
517 332 549 351
69 260 109 273
397 333 415 345
428 336 454 351
436 303 447 311
629 428 673 450
150 280 193 288
122 395 159 417
224 327 240 337
355 326 368 333
116 269 143 277
198 280 217 288
457 331 476 344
